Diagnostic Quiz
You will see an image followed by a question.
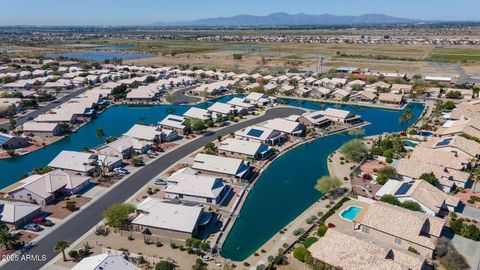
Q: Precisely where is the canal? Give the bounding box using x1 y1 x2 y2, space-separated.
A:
220 101 425 261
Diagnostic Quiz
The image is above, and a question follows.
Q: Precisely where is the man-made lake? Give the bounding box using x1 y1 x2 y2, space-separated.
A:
46 51 155 61
220 101 424 261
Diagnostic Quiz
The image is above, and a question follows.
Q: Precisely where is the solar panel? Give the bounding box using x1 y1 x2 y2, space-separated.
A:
394 183 413 196
0 134 11 145
247 128 264 138
436 138 453 147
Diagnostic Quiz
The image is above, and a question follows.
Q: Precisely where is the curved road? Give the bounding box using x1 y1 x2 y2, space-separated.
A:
3 106 305 270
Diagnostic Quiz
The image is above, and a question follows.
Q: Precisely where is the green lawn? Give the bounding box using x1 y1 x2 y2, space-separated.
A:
428 47 480 63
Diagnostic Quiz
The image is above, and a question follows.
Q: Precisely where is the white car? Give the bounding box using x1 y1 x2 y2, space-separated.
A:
113 167 129 175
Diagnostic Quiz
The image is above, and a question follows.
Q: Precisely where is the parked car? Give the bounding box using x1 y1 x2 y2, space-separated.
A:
113 167 129 175
153 178 168 185
24 223 41 232
202 255 213 262
32 217 54 227
147 150 158 157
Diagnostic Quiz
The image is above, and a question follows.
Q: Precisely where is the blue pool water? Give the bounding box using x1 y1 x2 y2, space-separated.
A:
46 51 155 61
417 131 433 137
340 206 362 221
403 140 417 147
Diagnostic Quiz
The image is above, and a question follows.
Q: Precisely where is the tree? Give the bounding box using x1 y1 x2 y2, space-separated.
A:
400 200 422 212
380 194 400 206
192 258 207 270
317 224 328 237
65 200 77 212
339 139 368 162
470 167 480 193
103 203 135 229
293 246 310 262
156 261 176 270
96 128 105 137
54 240 69 262
446 90 462 99
376 173 388 185
191 119 205 132
419 172 438 186
68 250 79 261
315 176 341 193
0 224 20 250
303 237 318 248
378 166 397 179
443 101 456 110
399 108 414 133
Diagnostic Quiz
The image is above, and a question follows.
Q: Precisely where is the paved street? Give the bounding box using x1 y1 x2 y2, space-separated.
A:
0 87 88 130
168 85 201 104
2 106 305 270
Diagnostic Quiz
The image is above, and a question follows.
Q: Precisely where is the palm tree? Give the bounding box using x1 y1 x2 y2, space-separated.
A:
399 108 414 133
54 240 69 261
0 224 20 250
471 167 480 193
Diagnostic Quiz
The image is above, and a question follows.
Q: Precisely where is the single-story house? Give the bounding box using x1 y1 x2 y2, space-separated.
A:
207 102 238 116
235 125 284 145
297 111 331 128
0 133 29 150
158 114 187 134
320 108 362 124
350 91 377 103
218 138 271 159
131 197 205 239
0 200 41 229
183 107 212 121
192 153 250 179
72 253 140 270
21 122 62 136
164 174 229 205
378 93 405 106
422 136 480 159
48 150 122 175
123 124 162 144
261 118 305 136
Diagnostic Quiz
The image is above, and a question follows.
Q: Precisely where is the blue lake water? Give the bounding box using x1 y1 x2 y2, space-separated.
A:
220 101 425 261
94 45 136 51
46 51 155 61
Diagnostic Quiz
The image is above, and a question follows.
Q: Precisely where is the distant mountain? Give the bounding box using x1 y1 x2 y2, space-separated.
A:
151 12 421 27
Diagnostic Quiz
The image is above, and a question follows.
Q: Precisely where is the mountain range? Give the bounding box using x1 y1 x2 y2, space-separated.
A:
151 12 421 26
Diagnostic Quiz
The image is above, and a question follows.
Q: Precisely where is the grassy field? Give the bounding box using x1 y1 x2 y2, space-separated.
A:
427 47 480 63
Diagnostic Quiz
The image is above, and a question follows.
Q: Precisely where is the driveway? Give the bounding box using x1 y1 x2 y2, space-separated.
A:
451 235 480 270
2 106 305 270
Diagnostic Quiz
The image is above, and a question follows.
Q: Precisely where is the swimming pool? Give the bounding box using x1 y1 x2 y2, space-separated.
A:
416 131 433 137
340 205 362 221
403 140 417 147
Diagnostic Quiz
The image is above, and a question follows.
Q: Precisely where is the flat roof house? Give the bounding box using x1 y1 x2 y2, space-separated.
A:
131 198 204 239
7 169 91 205
261 118 305 136
321 108 361 124
183 107 212 121
48 150 122 175
0 200 41 230
353 202 445 258
235 125 284 145
0 133 29 150
308 228 426 270
375 180 460 216
158 114 187 134
22 122 62 136
164 174 229 205
378 93 405 106
72 253 140 270
35 111 76 124
123 124 163 144
218 138 271 159
227 97 255 111
207 102 238 116
192 153 250 179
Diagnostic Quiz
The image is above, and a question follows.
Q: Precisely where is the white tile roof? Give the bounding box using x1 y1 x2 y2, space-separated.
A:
183 107 211 120
192 153 249 177
218 138 268 156
0 200 40 224
123 124 162 142
165 174 225 199
262 118 303 134
48 150 121 173
158 114 186 130
72 253 139 270
132 198 203 234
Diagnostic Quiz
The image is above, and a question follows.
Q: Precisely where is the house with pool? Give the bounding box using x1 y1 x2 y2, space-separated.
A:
308 228 426 270
352 202 445 258
375 180 460 216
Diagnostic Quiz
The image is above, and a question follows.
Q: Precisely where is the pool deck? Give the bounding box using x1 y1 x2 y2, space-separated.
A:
325 199 370 233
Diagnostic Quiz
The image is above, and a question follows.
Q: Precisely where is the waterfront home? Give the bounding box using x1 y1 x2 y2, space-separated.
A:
297 111 331 128
365 81 391 92
449 100 480 120
164 174 229 205
321 108 362 124
191 80 235 96
261 118 305 136
244 92 271 106
423 136 480 159
7 169 91 205
72 253 140 270
277 85 294 94
235 125 284 145
436 117 480 138
331 89 350 100
21 122 62 136
183 107 212 121
263 83 278 93
207 102 238 116
123 124 163 144
0 133 29 150
308 228 426 270
409 146 471 171
126 85 160 102
397 158 470 192
48 150 122 175
95 136 152 158
192 153 250 179
375 180 460 216
378 93 405 106
353 201 445 258
227 97 255 111
218 138 271 159
158 114 187 134
131 197 205 239
346 79 366 90
0 200 41 230
350 91 377 103
35 111 76 124
309 87 332 98
391 84 413 94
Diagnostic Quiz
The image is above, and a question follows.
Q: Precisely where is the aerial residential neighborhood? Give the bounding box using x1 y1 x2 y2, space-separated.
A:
0 1 480 270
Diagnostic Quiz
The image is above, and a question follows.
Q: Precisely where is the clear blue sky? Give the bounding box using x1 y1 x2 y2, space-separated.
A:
0 0 478 26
